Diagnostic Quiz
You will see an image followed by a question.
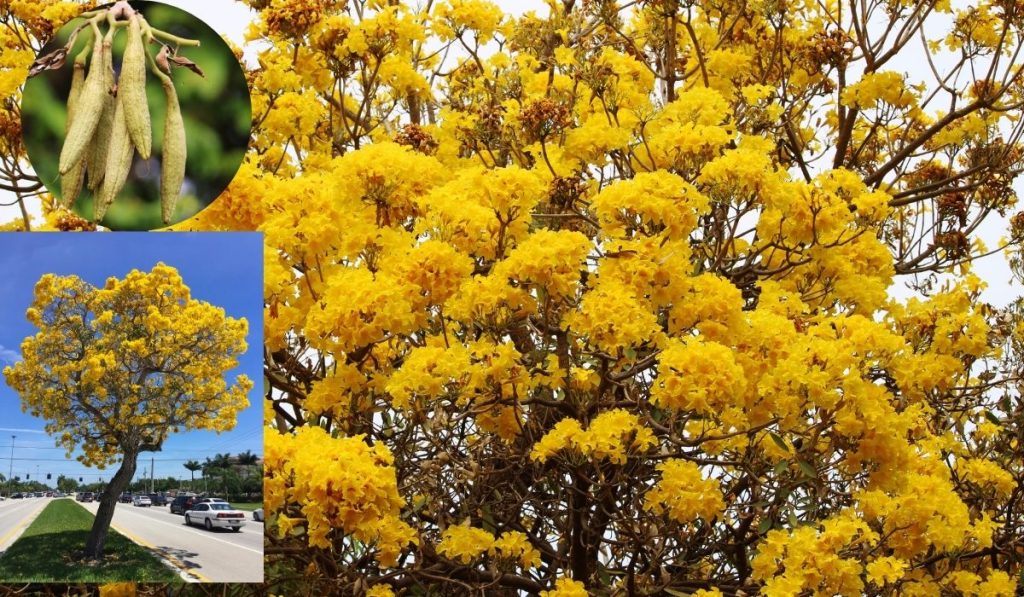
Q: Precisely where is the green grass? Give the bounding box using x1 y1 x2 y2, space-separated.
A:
228 502 262 511
0 498 178 582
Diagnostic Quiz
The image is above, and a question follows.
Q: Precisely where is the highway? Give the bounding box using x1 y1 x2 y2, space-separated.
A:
81 500 263 582
0 497 48 554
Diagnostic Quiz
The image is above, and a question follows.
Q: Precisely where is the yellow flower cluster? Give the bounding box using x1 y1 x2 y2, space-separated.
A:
540 578 588 597
264 427 417 566
644 459 725 524
592 171 709 241
530 409 655 464
564 277 661 354
840 71 917 109
436 525 541 568
433 0 504 41
652 338 747 415
958 458 1017 497
752 511 877 596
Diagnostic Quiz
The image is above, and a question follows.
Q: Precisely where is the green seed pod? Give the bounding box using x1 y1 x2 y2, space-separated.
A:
120 14 152 159
160 78 186 225
95 93 135 222
59 62 87 207
86 39 115 190
58 32 106 175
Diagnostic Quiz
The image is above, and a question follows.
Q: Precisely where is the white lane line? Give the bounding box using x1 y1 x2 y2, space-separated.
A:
87 504 263 555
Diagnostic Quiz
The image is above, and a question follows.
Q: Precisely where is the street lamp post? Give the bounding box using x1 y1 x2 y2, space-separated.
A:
6 435 13 498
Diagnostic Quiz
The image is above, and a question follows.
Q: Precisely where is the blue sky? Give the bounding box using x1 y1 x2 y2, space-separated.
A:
0 232 263 487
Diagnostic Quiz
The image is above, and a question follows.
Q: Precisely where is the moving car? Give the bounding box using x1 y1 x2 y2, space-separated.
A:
170 493 199 515
253 508 264 522
184 502 246 532
148 493 168 506
77 492 94 502
132 495 152 507
119 492 133 503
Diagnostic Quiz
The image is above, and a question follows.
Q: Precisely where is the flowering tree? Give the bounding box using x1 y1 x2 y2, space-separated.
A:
4 0 1024 594
3 264 252 559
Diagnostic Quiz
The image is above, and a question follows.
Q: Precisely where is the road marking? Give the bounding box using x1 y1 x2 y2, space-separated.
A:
83 502 262 552
115 508 263 554
109 522 211 583
0 501 46 553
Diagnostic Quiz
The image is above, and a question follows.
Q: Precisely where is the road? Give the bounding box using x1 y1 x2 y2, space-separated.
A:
81 500 263 582
0 497 48 554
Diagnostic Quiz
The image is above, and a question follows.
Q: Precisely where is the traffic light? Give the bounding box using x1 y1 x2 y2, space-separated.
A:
47 473 51 480
79 477 83 482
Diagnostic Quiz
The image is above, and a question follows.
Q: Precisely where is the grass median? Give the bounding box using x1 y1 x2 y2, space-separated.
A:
0 498 177 582
228 502 262 511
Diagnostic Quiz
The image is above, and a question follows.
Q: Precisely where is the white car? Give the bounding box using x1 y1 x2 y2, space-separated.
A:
132 495 152 507
253 508 263 522
184 502 246 532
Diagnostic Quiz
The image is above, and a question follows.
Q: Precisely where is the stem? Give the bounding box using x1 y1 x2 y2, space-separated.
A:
143 20 201 47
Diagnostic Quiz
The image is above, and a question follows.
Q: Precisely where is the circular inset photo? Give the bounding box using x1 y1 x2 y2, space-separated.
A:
21 1 251 230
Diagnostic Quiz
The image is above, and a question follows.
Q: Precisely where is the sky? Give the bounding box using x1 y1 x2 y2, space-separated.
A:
0 232 263 487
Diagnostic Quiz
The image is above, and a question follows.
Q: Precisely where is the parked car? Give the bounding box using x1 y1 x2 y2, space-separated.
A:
11 493 22 499
148 493 168 506
119 492 133 503
77 492 95 502
252 508 264 522
132 495 152 507
170 494 199 515
183 502 246 532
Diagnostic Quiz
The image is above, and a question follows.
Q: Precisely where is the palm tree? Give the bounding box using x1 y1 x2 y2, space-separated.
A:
236 450 259 466
203 453 232 497
235 450 260 500
184 460 201 491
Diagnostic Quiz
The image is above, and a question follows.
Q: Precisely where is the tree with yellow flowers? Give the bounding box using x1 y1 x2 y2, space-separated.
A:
3 264 252 559
4 0 1024 594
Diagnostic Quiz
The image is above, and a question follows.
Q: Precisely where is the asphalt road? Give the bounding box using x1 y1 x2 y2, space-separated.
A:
80 500 263 582
0 497 48 555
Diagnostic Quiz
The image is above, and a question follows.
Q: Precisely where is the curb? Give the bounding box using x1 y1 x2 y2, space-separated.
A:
109 522 211 583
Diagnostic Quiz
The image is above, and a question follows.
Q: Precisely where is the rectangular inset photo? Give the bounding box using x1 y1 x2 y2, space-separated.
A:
0 232 263 583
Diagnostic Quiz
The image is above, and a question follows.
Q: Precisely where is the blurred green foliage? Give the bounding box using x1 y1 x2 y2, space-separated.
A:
22 1 251 230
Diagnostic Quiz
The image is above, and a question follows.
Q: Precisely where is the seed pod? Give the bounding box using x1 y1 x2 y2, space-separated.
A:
86 39 115 190
58 32 106 175
120 14 152 159
59 62 87 207
95 93 135 221
160 77 186 225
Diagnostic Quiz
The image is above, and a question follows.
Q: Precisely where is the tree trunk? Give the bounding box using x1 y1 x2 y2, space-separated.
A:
84 451 138 559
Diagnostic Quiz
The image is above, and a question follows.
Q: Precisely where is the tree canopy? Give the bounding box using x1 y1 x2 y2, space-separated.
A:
3 0 1024 594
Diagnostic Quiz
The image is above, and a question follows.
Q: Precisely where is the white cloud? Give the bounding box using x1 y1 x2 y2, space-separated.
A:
0 344 19 364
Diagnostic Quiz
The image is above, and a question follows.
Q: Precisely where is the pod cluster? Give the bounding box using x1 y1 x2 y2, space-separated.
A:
55 4 197 225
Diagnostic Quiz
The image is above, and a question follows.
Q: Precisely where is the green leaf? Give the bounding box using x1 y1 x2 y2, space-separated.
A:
664 590 689 597
769 432 789 452
798 460 816 479
773 459 789 476
757 517 774 534
984 410 1001 425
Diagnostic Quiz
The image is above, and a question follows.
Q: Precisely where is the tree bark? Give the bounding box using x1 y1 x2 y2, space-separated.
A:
83 450 138 559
